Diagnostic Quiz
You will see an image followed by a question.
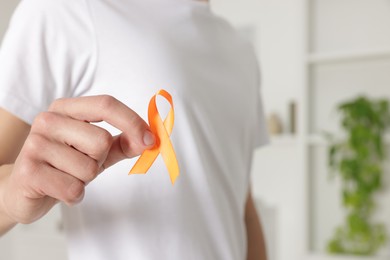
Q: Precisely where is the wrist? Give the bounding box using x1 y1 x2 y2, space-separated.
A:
0 164 17 235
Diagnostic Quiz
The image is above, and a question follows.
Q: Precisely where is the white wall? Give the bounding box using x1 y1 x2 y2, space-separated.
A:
311 0 390 53
0 0 19 43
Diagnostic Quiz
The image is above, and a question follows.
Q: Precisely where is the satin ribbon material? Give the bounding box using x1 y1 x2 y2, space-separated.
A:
129 89 180 185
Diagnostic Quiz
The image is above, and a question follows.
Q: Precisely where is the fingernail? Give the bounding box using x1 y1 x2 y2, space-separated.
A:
143 130 155 146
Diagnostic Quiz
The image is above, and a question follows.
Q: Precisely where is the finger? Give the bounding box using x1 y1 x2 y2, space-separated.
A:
36 138 101 184
31 112 112 164
26 163 85 206
48 95 155 152
102 134 142 169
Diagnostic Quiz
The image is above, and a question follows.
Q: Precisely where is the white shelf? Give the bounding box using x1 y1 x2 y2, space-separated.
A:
306 253 390 260
269 135 299 146
307 49 390 65
306 134 390 146
306 134 328 146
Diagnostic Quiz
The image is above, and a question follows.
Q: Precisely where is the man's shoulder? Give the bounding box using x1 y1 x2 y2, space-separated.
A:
19 0 84 9
15 0 88 22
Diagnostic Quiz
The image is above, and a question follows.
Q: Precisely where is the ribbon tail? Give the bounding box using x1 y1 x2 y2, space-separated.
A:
160 143 180 185
129 148 159 174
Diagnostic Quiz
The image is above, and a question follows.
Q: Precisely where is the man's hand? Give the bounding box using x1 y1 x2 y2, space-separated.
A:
0 95 155 226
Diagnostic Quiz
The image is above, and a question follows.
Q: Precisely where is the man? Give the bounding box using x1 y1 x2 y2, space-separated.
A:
0 0 268 259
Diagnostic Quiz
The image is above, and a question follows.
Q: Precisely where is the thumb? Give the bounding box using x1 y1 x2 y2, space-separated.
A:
101 131 155 170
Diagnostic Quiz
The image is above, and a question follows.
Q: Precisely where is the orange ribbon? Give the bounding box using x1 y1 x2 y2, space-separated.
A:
129 89 180 185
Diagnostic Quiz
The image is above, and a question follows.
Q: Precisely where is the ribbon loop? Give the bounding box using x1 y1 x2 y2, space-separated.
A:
129 89 180 185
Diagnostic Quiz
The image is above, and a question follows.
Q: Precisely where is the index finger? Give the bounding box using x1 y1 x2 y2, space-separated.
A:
48 95 153 148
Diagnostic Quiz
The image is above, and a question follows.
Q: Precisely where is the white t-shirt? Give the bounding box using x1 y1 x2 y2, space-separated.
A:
0 0 268 259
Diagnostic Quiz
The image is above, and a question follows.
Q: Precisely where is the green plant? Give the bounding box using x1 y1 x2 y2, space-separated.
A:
326 96 390 255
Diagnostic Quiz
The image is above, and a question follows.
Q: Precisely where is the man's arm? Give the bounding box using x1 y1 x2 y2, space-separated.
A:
0 164 18 234
245 189 267 260
0 109 30 235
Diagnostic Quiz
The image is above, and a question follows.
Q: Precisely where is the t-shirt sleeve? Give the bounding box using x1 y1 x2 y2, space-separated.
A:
252 85 269 148
0 0 96 124
251 59 269 149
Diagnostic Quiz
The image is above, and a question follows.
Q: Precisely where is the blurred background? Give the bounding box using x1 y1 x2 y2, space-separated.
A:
1 0 390 260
